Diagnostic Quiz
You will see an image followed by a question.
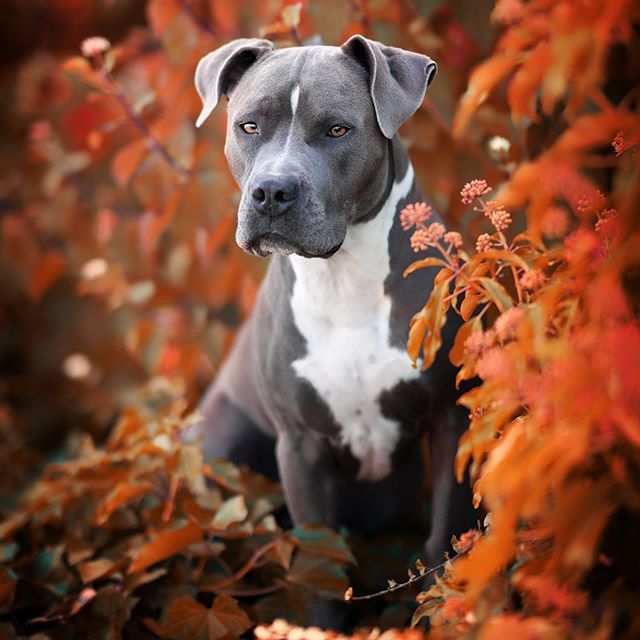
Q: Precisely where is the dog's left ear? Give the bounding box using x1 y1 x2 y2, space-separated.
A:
341 35 437 139
195 38 274 128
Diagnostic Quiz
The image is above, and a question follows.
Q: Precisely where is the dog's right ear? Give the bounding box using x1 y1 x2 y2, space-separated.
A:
195 38 274 128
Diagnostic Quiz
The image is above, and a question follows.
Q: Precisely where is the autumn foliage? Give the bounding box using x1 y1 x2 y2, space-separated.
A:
0 0 639 638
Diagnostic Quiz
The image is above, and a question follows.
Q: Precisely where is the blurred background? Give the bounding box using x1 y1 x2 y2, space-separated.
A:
1 2 640 638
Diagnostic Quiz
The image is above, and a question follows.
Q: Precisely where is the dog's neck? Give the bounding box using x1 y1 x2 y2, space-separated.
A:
288 137 414 306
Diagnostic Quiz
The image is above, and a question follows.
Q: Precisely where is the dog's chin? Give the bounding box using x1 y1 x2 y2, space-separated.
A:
244 233 342 259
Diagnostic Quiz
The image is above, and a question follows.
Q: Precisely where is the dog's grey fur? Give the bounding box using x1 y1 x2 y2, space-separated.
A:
191 36 471 627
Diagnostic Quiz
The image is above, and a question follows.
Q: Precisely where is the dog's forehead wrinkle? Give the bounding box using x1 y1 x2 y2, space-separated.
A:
233 46 369 114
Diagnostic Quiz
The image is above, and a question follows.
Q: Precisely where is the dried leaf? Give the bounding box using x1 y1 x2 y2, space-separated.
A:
128 521 202 574
161 595 252 640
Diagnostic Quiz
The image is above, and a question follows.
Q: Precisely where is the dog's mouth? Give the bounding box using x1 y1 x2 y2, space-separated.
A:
247 232 342 259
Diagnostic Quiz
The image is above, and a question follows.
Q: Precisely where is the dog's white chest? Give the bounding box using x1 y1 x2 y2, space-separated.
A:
289 167 419 481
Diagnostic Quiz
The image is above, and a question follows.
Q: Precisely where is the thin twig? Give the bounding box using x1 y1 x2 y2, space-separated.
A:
101 69 192 180
444 284 471 304
161 476 180 523
290 26 304 46
218 583 285 598
200 538 281 592
348 551 464 602
211 552 234 577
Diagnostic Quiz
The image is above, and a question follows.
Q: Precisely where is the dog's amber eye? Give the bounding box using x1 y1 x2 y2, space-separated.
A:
328 125 349 138
240 122 259 134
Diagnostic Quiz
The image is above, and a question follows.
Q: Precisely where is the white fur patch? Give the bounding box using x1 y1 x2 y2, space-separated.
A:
289 165 418 481
290 85 300 114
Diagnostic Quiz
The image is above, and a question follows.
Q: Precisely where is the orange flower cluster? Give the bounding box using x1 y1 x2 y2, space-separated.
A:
400 202 432 230
460 179 491 205
399 201 461 255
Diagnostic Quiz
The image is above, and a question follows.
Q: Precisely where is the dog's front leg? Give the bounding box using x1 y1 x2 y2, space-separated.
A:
275 430 341 528
276 431 348 628
424 405 474 568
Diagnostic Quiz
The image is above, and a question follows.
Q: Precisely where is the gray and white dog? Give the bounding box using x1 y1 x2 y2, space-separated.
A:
192 35 472 624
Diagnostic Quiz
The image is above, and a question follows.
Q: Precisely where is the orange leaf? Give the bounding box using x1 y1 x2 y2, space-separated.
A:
454 55 518 137
478 277 513 313
78 558 117 584
449 316 482 367
113 139 147 188
207 0 238 34
507 42 552 123
407 312 427 367
407 283 449 371
95 482 151 525
147 0 181 36
403 256 448 277
128 520 202 574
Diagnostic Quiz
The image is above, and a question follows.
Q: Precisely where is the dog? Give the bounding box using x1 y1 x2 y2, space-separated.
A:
191 35 472 626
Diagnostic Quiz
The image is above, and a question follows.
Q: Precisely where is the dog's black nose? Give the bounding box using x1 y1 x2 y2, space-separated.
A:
250 175 299 216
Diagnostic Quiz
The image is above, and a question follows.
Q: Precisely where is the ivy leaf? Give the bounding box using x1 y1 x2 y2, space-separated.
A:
160 595 252 640
128 520 202 574
289 524 356 565
265 539 295 569
287 551 349 599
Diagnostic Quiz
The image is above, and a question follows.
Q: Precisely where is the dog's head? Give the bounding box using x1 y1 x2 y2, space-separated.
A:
195 36 436 258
